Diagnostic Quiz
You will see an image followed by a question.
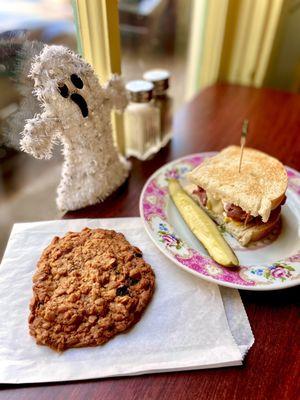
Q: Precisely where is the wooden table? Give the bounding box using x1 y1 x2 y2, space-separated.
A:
1 84 299 400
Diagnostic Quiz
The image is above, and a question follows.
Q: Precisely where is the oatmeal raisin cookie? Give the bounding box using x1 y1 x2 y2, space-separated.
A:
29 228 155 351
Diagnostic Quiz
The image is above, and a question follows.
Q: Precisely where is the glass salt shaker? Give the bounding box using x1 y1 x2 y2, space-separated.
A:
143 69 172 147
124 80 161 160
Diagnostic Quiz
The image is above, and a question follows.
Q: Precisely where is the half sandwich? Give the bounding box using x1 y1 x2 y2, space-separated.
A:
185 146 288 246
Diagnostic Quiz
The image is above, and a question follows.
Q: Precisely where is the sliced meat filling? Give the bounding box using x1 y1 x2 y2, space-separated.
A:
225 203 254 223
193 186 286 223
226 195 286 223
193 186 207 206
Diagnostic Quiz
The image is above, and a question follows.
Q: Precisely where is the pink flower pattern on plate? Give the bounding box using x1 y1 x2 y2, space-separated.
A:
143 180 167 221
175 250 255 286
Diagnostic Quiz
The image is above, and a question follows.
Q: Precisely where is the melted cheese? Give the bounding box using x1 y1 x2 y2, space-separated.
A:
206 196 244 226
206 194 224 214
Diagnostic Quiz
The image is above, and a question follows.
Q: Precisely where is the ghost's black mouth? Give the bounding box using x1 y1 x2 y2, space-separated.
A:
70 93 89 118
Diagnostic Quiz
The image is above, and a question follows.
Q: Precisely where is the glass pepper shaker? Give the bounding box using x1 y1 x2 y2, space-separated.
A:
124 80 161 160
143 69 172 147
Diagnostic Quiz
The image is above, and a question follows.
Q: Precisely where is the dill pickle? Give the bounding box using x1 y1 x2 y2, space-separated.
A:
168 179 239 267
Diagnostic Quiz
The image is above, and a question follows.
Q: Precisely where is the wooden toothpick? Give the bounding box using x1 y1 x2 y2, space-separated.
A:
239 119 248 173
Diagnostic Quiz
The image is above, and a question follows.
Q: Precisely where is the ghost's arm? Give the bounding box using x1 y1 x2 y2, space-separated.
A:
20 113 60 159
105 74 128 112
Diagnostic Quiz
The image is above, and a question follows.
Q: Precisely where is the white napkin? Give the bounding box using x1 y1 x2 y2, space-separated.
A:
0 218 254 384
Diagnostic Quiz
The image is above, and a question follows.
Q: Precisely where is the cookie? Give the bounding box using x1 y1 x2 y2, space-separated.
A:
29 227 155 351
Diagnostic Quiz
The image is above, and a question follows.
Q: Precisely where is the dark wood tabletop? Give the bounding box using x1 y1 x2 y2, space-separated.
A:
1 84 300 400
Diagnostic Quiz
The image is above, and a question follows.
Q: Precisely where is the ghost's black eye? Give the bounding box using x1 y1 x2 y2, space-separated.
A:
58 84 69 98
70 74 83 89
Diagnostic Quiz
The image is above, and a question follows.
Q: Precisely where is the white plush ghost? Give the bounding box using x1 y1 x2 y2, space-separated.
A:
20 45 130 211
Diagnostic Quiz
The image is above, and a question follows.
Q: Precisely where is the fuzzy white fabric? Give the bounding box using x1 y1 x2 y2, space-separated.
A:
20 45 130 211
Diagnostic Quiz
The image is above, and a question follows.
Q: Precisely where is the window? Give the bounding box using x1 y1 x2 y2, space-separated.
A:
0 0 76 257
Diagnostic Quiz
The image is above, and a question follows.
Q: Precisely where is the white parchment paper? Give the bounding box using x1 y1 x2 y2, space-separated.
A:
0 218 254 384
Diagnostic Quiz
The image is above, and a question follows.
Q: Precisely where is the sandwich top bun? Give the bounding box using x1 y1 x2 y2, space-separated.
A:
187 146 288 223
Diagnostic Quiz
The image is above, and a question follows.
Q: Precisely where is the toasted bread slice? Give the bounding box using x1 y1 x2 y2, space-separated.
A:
187 146 288 222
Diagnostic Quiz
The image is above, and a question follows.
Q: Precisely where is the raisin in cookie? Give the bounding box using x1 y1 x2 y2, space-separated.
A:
29 228 155 351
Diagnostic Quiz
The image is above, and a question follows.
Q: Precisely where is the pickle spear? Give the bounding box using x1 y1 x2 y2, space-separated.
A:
168 179 239 267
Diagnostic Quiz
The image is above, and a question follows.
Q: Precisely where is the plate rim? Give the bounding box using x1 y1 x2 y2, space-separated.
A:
139 152 300 291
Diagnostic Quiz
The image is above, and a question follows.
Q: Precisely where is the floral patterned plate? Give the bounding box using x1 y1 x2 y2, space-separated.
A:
139 152 300 290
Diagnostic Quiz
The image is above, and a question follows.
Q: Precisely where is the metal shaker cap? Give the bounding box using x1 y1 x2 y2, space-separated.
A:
126 80 154 103
143 69 170 92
